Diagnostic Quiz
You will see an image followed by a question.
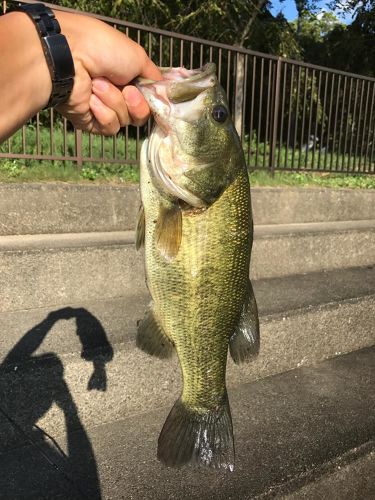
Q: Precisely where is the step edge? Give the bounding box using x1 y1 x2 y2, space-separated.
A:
1 219 374 251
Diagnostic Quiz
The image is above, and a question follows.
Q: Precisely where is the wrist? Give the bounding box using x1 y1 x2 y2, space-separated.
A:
2 12 52 111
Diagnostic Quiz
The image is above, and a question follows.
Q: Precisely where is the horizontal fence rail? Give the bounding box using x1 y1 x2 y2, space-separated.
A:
1 0 375 174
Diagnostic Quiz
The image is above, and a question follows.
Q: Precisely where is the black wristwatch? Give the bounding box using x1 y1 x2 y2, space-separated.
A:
13 3 75 108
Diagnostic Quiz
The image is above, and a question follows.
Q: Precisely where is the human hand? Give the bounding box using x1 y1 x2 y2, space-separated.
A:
54 11 162 135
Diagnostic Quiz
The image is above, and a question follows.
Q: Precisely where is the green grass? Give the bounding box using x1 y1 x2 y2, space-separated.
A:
1 124 374 188
248 170 375 189
1 158 374 189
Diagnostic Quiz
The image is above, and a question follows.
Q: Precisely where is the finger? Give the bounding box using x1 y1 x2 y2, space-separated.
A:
89 94 120 135
123 85 150 126
140 55 163 81
92 77 130 127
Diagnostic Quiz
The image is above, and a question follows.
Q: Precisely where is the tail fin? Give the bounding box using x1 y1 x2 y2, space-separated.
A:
157 395 234 470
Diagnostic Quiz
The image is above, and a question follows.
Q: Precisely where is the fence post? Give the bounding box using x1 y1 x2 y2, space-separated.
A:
270 57 282 176
234 51 245 138
75 129 83 168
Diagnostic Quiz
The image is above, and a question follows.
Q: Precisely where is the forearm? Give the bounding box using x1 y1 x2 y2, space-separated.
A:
0 7 161 141
0 12 51 142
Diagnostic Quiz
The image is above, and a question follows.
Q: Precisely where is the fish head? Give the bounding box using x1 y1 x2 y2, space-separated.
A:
136 64 244 208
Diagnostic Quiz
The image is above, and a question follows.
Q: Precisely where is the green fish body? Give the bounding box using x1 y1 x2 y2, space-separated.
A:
136 64 259 470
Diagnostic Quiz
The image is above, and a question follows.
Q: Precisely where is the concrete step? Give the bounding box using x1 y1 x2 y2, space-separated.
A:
0 347 374 499
1 182 374 235
0 221 374 313
0 266 373 452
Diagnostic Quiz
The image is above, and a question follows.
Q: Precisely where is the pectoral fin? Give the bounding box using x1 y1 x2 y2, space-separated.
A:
137 307 174 359
230 280 260 364
155 203 182 261
135 204 145 250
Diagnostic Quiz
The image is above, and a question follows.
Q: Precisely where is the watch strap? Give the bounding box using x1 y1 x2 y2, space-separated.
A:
13 3 75 108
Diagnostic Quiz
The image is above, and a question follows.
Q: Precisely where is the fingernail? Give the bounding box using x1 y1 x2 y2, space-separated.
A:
124 86 142 106
93 78 109 92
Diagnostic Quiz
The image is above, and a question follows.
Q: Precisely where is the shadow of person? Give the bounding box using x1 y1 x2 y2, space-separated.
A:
0 307 114 500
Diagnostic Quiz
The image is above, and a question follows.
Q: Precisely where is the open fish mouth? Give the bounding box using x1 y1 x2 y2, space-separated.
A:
135 63 217 105
135 64 220 208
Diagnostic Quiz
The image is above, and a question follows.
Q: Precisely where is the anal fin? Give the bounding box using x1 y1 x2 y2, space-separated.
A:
137 307 174 359
230 280 260 364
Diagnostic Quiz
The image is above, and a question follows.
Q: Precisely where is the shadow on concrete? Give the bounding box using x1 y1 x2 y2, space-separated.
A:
0 307 113 499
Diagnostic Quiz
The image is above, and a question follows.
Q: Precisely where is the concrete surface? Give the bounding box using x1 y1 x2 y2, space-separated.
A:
283 450 375 500
0 267 373 450
0 182 140 235
251 220 375 279
0 265 373 361
0 347 373 499
1 222 374 313
1 183 374 235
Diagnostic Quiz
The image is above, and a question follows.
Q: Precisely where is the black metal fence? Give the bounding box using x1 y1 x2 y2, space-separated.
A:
1 0 375 174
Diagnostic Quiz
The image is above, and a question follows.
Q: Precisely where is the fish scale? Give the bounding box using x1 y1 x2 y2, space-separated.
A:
142 154 251 407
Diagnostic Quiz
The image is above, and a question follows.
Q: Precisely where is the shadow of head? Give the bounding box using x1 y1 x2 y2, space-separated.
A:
48 307 114 392
3 307 114 392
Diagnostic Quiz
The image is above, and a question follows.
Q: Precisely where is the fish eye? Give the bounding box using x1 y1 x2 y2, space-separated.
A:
211 105 228 123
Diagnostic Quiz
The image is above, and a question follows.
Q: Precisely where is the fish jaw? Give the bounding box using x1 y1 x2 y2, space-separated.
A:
136 64 244 208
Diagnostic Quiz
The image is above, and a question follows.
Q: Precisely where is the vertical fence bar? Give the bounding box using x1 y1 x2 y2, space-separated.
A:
226 51 231 98
331 75 341 170
354 79 365 172
189 41 194 69
348 79 359 172
343 78 353 171
370 106 375 171
75 129 83 167
364 82 375 172
256 58 264 169
305 69 315 169
169 38 174 67
21 125 26 154
270 58 281 175
292 65 301 170
311 70 322 169
298 67 308 169
36 113 41 155
234 50 245 137
324 73 335 171
278 61 287 168
285 64 295 168
180 39 184 66
241 54 248 145
324 73 335 170
218 48 222 82
248 56 256 168
159 35 163 66
263 60 272 169
63 118 67 157
337 76 347 171
318 71 329 170
358 80 370 172
50 109 54 156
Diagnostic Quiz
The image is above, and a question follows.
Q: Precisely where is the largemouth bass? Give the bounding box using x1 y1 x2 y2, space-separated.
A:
135 63 259 470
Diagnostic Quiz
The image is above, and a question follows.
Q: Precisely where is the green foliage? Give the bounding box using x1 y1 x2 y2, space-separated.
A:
1 155 373 188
